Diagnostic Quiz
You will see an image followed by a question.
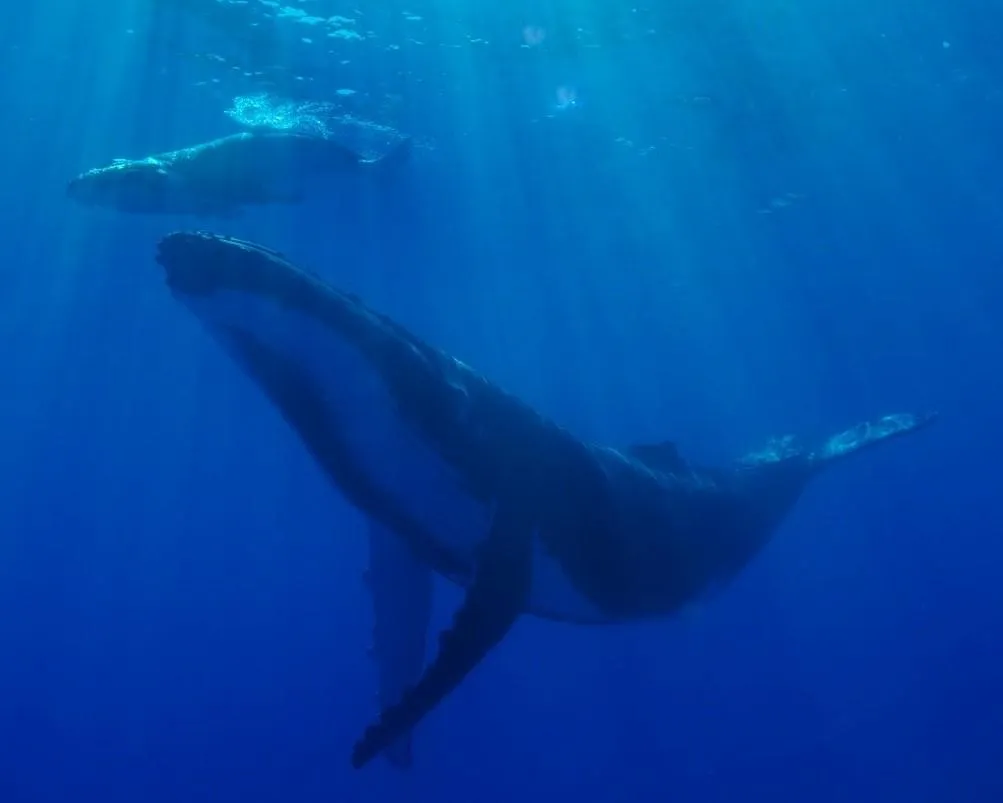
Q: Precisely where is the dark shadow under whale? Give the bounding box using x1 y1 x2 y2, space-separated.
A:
152 231 936 768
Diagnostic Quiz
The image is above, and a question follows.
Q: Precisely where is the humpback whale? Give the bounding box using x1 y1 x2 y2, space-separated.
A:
152 231 935 768
67 131 411 218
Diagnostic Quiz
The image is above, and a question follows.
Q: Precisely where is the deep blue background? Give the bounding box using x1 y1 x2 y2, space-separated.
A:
0 1 1001 800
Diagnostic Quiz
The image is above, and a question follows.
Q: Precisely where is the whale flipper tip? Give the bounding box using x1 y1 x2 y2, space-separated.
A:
352 509 532 769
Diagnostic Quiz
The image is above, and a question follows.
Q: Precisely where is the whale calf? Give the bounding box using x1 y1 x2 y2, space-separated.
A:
152 231 936 768
67 131 411 218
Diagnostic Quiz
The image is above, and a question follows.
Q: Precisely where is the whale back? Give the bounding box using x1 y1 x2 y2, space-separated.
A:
625 440 688 473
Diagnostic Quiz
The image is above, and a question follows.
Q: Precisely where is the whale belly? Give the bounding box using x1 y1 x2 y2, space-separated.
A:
528 541 612 623
182 291 493 560
178 289 613 624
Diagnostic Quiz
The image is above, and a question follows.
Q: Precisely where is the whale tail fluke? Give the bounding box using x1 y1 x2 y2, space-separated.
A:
811 411 937 467
362 135 413 173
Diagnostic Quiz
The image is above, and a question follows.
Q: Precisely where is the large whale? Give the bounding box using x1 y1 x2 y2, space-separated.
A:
152 231 935 769
67 130 411 218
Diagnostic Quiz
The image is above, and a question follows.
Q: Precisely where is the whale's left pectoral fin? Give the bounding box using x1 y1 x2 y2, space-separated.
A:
351 507 532 769
366 521 433 770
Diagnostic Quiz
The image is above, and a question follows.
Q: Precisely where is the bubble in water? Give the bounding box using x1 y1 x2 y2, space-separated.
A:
522 25 546 46
555 85 578 111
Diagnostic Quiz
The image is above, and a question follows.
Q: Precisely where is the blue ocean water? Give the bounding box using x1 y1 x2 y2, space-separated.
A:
1 0 1001 800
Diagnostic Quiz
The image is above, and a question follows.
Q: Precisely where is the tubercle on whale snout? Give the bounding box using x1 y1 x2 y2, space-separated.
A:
157 231 291 270
158 231 236 277
160 230 290 256
156 230 306 300
156 231 240 296
158 230 233 260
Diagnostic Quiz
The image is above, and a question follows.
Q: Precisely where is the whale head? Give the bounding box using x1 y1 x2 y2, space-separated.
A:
67 157 176 214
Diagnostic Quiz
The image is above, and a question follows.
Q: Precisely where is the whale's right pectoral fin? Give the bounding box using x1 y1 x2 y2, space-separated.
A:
351 506 532 769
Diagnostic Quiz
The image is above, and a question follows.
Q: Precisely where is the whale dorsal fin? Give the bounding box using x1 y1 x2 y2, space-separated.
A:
627 440 687 472
351 504 532 768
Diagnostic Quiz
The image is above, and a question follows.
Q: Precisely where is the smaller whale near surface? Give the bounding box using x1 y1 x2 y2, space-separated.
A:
67 130 411 218
152 231 936 769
